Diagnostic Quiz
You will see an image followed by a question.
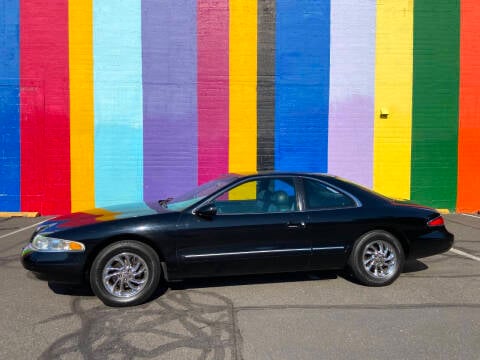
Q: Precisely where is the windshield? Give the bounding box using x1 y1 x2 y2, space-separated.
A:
165 174 240 211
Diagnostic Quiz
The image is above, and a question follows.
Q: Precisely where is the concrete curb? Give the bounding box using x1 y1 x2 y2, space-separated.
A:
0 212 40 218
436 209 450 214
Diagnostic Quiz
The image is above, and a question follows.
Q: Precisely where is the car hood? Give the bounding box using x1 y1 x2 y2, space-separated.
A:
37 201 172 233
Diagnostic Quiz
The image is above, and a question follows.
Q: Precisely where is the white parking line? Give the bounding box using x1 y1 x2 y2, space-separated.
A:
0 220 47 240
450 248 480 262
461 213 480 219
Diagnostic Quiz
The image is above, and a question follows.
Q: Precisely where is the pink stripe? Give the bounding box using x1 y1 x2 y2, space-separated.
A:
197 0 229 184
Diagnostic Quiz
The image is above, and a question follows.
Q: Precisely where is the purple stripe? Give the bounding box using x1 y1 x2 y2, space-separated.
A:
142 0 197 200
327 1 375 187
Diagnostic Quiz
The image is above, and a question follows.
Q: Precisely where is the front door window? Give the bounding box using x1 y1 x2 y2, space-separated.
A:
213 178 298 215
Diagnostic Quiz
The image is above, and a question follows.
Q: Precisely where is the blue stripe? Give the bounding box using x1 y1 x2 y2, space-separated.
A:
0 1 20 211
275 0 330 171
93 0 144 207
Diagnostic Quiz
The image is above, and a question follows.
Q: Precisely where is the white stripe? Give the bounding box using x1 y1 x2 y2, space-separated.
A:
184 248 311 259
461 213 480 219
449 248 480 262
184 246 345 259
0 220 47 240
313 246 345 251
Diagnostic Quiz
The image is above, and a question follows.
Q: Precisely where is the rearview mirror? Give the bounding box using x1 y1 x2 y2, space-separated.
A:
195 203 217 219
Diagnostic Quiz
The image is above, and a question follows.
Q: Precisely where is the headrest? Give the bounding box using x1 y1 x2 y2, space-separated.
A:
272 190 289 205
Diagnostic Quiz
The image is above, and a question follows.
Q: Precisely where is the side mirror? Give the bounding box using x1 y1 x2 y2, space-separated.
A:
195 203 217 219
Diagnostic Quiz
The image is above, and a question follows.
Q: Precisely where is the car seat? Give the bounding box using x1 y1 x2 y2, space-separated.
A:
257 181 274 211
268 190 290 212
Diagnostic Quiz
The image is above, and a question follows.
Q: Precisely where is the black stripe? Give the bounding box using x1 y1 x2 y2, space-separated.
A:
257 0 275 171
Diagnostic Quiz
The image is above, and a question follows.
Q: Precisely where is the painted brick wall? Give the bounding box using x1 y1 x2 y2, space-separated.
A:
0 0 477 215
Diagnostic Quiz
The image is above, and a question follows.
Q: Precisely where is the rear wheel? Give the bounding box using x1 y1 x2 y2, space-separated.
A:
348 230 404 286
90 240 161 307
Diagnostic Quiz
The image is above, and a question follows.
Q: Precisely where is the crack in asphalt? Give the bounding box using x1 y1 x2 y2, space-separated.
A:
38 290 240 360
402 274 480 279
234 303 480 312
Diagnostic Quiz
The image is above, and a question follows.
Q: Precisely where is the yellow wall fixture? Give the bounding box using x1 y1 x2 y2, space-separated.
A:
379 107 389 118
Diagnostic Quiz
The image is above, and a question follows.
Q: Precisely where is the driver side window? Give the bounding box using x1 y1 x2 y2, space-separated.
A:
213 178 298 214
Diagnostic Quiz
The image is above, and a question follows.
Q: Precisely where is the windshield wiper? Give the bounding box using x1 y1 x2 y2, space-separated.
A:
158 197 173 208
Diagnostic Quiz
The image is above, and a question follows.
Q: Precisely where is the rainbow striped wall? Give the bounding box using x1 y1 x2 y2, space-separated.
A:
0 0 478 215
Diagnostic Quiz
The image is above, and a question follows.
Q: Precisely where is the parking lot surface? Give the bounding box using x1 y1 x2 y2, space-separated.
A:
0 214 479 359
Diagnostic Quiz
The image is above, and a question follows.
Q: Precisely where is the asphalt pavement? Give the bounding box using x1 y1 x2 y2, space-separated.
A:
0 214 479 359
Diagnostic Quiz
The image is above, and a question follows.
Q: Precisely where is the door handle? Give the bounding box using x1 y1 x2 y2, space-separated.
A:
287 221 306 229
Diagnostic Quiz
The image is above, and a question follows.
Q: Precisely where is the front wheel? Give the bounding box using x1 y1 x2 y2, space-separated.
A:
348 230 404 286
90 240 161 307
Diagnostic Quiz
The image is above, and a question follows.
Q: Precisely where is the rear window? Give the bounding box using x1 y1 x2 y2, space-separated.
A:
303 179 356 210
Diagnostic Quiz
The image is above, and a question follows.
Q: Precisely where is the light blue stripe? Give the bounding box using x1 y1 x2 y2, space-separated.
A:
93 0 144 207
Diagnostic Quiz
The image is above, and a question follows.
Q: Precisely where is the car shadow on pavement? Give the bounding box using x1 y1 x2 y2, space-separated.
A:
167 271 339 293
46 260 429 299
48 282 95 296
403 259 429 273
46 271 338 300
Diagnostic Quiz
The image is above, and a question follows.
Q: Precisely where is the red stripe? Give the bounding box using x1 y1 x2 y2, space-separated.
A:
457 0 480 213
20 0 71 215
197 0 229 184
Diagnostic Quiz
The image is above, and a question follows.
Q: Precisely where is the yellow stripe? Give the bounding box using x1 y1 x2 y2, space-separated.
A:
229 0 257 175
69 0 95 212
373 0 413 199
229 181 257 201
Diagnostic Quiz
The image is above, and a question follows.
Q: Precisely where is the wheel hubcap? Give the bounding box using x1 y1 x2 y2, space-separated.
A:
102 252 149 298
362 240 397 279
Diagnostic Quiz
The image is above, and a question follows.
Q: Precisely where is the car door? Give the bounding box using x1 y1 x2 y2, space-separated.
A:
175 176 311 278
299 177 363 270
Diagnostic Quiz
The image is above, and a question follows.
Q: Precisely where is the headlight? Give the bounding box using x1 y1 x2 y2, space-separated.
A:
31 234 85 252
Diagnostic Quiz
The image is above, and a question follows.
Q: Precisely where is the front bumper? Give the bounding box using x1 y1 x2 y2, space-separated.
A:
408 229 454 259
21 244 86 284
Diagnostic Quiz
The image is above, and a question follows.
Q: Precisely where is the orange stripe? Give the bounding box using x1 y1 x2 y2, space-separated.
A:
69 0 94 212
457 0 480 213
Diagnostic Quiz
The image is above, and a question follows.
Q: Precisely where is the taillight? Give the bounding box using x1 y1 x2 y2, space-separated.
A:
427 216 444 227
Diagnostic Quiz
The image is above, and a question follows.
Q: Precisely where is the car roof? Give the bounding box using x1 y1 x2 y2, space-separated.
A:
231 171 334 179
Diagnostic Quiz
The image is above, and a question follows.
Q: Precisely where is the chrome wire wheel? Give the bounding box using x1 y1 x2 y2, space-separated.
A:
362 240 398 280
102 252 149 298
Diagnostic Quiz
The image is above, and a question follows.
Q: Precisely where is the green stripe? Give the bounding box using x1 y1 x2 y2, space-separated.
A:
411 0 460 209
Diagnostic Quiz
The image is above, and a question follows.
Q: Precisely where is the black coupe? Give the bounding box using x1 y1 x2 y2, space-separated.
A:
22 173 453 306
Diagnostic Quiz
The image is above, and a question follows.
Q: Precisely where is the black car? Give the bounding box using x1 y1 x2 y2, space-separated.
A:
22 172 453 306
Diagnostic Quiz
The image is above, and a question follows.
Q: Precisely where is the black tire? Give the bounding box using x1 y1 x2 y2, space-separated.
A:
90 240 161 307
348 230 404 286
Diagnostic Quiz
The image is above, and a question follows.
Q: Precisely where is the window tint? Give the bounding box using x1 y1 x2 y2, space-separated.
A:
213 178 298 214
303 179 356 210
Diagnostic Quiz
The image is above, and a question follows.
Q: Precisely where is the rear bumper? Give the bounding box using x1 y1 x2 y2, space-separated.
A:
21 244 86 284
408 229 454 259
